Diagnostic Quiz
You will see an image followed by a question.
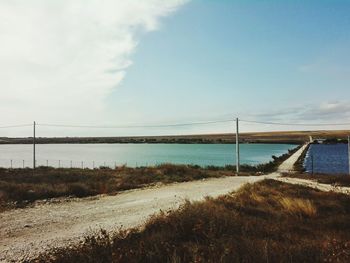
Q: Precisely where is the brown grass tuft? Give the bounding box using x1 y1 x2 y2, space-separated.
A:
279 197 317 217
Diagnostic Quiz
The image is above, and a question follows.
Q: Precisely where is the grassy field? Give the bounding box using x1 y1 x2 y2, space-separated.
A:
0 147 298 211
32 180 350 263
0 164 229 211
1 130 349 144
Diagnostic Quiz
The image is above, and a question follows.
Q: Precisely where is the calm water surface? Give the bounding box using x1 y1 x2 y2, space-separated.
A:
0 143 296 168
304 144 349 174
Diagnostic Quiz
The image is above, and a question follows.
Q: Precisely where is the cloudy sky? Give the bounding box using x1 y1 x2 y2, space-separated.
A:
1 0 350 137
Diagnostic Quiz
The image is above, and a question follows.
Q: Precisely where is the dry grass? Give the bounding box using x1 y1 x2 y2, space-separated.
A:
279 197 317 217
0 164 232 211
249 191 317 218
33 180 350 263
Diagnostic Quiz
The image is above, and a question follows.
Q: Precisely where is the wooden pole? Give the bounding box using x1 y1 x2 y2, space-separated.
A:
236 118 240 174
33 121 36 170
348 136 350 175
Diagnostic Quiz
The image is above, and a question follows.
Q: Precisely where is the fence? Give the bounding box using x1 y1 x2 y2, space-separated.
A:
0 155 264 170
0 158 125 169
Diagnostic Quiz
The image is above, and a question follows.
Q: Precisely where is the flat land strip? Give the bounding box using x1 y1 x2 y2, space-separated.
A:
1 130 349 144
284 173 350 187
276 176 350 195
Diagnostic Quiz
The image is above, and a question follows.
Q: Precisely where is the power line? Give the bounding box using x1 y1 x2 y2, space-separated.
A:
1 118 350 130
0 124 32 129
240 119 350 126
37 119 235 129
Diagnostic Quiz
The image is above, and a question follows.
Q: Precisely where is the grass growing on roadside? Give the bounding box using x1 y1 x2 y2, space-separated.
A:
0 164 232 210
33 180 350 263
284 173 350 187
293 143 310 172
279 197 317 217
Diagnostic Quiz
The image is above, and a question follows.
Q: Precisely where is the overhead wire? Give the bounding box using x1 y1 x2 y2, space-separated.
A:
240 119 350 126
1 118 350 130
0 124 32 129
36 119 236 129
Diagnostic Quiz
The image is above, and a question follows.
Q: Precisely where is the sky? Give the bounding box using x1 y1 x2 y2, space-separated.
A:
1 0 350 137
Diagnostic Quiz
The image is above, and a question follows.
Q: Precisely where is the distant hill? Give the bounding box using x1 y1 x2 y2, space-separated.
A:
0 130 349 144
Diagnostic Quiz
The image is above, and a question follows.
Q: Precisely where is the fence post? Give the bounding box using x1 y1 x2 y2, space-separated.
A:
93 161 95 169
23 160 25 169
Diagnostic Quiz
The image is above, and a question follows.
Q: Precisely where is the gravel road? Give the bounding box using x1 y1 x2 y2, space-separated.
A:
0 145 306 262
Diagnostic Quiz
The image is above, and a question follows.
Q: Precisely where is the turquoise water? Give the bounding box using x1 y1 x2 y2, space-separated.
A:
0 143 297 168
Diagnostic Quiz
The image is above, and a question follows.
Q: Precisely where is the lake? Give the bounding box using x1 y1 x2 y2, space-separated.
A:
304 144 349 174
0 143 296 169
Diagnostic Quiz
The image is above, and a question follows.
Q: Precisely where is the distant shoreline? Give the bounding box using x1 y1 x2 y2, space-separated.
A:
1 130 349 145
0 140 301 145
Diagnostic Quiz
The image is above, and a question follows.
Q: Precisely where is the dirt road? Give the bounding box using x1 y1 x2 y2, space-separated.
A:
275 177 350 195
0 146 305 262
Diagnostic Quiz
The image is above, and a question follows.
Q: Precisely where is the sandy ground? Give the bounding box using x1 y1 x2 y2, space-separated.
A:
278 144 307 173
0 145 306 262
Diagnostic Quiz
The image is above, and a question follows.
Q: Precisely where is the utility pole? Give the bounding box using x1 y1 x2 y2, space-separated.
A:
33 121 36 170
236 118 240 174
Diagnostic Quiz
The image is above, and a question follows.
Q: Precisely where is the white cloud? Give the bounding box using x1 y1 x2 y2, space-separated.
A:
0 0 188 129
244 101 350 127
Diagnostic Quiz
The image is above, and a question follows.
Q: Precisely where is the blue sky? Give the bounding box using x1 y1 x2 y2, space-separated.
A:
106 0 350 134
1 0 350 136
